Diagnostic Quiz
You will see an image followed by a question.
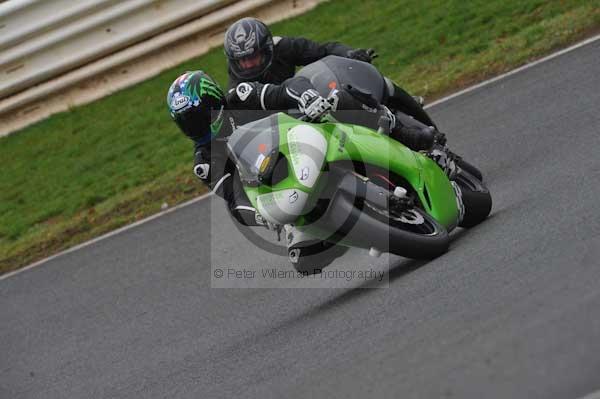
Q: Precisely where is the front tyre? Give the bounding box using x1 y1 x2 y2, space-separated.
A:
362 203 450 259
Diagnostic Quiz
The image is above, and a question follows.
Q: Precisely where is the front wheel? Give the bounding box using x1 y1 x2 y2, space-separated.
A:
363 202 450 259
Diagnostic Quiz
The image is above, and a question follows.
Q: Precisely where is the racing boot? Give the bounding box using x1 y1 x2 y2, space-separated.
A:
393 124 459 179
429 143 459 179
428 131 484 181
378 106 435 151
446 151 484 181
382 110 476 180
392 124 436 151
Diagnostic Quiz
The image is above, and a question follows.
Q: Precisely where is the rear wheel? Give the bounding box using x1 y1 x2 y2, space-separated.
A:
456 157 483 182
453 169 492 228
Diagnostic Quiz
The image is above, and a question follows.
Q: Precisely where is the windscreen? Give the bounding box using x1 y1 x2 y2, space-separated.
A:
226 114 280 186
296 55 386 102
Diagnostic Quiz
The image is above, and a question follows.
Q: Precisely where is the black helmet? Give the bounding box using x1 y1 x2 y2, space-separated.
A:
167 71 225 145
224 17 274 80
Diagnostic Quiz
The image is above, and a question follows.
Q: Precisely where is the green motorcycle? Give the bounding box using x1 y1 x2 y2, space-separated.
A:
226 109 492 272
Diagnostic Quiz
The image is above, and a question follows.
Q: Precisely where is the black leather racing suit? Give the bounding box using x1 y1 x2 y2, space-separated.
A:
227 36 435 127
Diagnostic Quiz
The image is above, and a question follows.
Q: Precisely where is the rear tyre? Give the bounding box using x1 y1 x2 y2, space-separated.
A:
456 158 483 182
459 189 492 228
454 170 492 228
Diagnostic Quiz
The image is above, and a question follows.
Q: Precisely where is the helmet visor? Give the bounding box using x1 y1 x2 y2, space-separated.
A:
229 46 273 80
237 52 264 71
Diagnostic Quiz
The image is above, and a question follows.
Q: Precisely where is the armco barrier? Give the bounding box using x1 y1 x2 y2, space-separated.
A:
0 0 236 99
0 0 321 136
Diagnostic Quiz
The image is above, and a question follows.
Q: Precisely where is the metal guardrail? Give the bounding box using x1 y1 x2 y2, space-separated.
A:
0 0 235 99
0 0 322 136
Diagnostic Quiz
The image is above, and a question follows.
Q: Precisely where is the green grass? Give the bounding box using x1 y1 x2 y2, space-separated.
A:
1 0 598 273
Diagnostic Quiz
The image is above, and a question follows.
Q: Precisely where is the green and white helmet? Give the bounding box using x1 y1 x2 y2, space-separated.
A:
167 71 225 145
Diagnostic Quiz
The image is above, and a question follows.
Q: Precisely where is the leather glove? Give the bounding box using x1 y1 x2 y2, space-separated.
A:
346 48 378 63
225 82 256 106
298 89 332 121
382 105 397 131
375 105 397 135
193 163 210 181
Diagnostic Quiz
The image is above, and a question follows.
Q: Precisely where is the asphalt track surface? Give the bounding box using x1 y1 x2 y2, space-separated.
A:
2 40 600 399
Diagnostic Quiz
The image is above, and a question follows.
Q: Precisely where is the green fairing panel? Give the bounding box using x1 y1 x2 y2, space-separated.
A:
412 153 459 227
322 121 422 186
322 119 458 227
240 113 458 228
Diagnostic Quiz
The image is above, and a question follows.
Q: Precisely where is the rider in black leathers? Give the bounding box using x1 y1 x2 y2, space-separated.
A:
223 17 435 128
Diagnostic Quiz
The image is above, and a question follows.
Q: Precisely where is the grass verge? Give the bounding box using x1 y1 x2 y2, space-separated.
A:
1 0 599 275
